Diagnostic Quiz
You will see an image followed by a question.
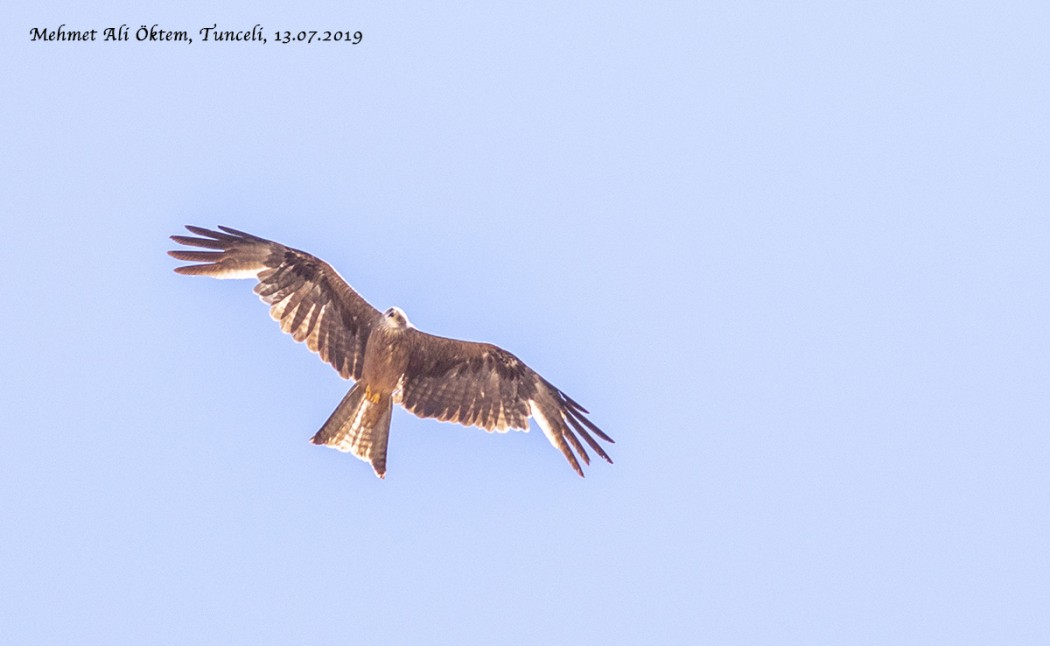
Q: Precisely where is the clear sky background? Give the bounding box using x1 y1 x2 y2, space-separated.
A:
3 2 1048 644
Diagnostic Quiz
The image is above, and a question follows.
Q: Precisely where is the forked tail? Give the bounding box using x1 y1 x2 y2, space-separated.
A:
311 383 393 478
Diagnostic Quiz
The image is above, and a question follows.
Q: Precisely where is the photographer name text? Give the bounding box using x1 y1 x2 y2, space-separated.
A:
29 24 363 46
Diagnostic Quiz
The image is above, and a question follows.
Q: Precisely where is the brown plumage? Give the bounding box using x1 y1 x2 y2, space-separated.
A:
169 225 613 478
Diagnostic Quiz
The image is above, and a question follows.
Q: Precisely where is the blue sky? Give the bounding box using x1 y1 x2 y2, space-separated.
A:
3 2 1048 644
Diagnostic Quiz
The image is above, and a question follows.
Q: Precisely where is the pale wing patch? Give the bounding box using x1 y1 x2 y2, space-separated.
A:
171 264 263 279
268 294 291 321
210 267 264 279
529 400 561 450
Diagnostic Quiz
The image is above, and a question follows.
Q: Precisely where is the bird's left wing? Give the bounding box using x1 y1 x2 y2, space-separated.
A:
168 225 382 380
398 329 613 476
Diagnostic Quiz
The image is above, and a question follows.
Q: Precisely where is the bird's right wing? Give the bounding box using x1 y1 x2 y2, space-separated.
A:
168 225 382 381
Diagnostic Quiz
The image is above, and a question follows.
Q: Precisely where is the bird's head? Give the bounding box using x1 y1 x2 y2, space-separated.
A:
383 306 412 329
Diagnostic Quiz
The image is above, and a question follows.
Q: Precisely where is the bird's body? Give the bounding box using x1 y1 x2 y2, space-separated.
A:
168 225 613 478
362 310 412 399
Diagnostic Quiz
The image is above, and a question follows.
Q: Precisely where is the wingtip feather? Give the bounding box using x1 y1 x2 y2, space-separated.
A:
172 265 210 275
184 225 222 237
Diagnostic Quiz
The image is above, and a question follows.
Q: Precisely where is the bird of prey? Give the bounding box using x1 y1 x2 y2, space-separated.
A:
168 226 613 478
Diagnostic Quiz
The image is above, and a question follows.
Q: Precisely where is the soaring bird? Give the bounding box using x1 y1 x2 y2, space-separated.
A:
168 226 613 478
